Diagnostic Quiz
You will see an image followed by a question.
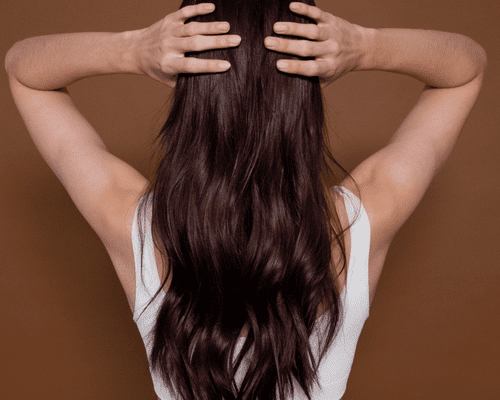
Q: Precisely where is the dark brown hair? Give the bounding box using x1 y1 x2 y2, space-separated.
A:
136 0 357 398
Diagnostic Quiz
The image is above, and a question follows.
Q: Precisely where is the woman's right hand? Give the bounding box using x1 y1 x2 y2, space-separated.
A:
264 2 368 88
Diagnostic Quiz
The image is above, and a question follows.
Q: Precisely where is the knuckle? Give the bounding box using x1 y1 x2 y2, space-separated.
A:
275 39 283 51
284 23 294 35
280 40 289 53
182 59 193 73
212 36 222 47
188 5 198 16
206 23 214 35
296 61 306 76
210 22 219 33
298 62 309 77
213 36 223 47
189 58 201 73
211 61 221 71
205 22 215 34
282 62 294 73
296 40 310 56
181 7 190 19
185 23 196 36
197 22 206 34
279 60 293 73
291 63 301 75
296 24 307 38
312 25 321 39
160 58 173 73
204 60 215 73
310 61 320 76
294 62 305 76
288 23 298 35
317 24 328 41
191 36 203 51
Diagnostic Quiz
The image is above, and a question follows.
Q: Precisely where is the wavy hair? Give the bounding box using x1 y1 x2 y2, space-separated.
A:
135 0 357 399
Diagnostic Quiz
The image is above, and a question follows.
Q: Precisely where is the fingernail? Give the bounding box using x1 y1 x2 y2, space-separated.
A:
277 60 289 70
219 61 231 69
217 22 229 30
290 2 300 11
274 23 286 33
265 38 278 48
230 36 241 45
205 3 215 11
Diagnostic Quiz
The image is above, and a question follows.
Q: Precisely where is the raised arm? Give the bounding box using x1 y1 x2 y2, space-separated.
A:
264 2 487 253
345 27 486 247
361 28 486 88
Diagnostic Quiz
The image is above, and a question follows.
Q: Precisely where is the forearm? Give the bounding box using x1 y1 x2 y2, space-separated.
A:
5 30 141 90
357 28 487 88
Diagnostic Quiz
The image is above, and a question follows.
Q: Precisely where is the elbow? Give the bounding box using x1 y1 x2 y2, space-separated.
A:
476 44 488 75
4 42 19 76
481 47 488 72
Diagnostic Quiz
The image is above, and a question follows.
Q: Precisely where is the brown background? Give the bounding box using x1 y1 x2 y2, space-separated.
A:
2 0 499 398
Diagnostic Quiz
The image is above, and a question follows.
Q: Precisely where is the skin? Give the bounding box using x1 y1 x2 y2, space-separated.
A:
264 2 366 88
134 1 365 89
135 2 242 88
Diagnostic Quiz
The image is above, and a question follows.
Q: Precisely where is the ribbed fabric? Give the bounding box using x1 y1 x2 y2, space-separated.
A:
131 186 370 400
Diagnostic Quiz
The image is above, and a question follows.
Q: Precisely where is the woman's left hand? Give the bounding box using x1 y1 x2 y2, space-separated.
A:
134 3 241 88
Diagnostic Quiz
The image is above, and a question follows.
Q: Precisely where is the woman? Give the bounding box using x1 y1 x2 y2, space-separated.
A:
5 0 487 399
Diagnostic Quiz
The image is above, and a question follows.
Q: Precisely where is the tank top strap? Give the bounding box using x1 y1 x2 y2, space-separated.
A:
132 193 164 321
332 185 371 318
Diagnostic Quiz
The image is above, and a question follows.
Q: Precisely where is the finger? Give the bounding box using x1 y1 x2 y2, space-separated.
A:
186 34 241 52
179 21 230 37
264 37 324 58
273 22 327 41
289 2 330 23
176 3 216 22
179 57 231 73
276 59 323 77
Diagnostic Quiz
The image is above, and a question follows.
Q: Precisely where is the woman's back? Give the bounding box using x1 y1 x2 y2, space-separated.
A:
132 185 371 399
129 6 486 396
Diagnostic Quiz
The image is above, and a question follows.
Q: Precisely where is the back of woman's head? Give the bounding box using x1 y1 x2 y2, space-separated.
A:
136 0 352 399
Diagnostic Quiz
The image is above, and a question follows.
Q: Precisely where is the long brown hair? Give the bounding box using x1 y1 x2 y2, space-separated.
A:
136 0 357 398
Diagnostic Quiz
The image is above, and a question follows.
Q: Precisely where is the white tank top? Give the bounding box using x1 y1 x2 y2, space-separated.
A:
131 186 371 400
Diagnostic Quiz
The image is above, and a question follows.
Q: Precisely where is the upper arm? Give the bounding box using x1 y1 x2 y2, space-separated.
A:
341 70 485 251
7 76 149 257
